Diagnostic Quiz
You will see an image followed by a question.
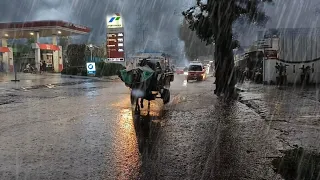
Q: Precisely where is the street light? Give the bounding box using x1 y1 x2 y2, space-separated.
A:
87 44 94 62
86 44 101 62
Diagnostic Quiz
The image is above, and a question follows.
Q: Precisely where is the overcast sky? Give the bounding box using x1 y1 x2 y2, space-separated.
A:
1 0 320 53
0 0 189 55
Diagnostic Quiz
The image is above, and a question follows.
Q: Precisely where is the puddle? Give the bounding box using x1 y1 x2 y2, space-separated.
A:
12 80 96 91
0 100 15 105
272 147 320 180
239 99 266 117
0 94 19 105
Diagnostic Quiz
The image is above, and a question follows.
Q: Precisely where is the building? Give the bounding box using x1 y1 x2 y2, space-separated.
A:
234 45 263 81
258 28 320 84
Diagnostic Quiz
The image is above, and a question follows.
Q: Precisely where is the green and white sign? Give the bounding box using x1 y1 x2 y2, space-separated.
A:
107 13 123 29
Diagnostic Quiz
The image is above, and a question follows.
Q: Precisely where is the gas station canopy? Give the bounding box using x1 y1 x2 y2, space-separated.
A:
0 47 10 52
0 20 91 39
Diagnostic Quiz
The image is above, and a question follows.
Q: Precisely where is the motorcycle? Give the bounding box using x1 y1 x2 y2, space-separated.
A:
23 66 37 74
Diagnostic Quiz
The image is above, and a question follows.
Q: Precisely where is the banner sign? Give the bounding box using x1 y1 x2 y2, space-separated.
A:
32 43 60 51
264 50 278 59
0 47 10 53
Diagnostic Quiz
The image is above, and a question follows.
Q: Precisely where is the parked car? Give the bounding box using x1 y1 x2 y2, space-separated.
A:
186 62 206 82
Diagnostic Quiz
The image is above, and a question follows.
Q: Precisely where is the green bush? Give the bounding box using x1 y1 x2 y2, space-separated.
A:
61 67 84 76
96 62 125 77
61 68 67 74
95 68 102 77
96 61 105 70
80 68 87 76
61 62 124 77
66 67 78 75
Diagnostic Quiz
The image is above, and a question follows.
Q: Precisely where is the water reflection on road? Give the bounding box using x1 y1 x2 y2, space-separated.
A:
113 109 140 179
111 97 164 179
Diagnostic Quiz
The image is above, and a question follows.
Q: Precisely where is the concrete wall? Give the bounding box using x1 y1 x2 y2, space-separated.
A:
262 28 320 84
265 59 319 84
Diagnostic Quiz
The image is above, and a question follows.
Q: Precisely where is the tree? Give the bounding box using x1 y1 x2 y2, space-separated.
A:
11 38 34 58
66 44 108 69
66 44 86 67
91 46 105 58
182 0 272 98
59 37 70 67
59 37 70 51
179 19 214 61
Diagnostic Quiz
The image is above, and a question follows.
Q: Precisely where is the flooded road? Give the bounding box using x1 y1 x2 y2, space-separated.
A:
0 77 141 179
0 75 283 180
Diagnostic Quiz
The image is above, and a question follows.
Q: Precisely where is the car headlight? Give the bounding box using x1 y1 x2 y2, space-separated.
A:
184 72 188 75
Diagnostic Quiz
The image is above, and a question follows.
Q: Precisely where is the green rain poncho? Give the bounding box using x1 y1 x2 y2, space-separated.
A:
119 66 155 86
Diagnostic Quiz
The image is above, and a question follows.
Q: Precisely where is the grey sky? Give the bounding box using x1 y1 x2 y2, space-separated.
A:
239 0 320 46
0 0 188 55
1 0 320 53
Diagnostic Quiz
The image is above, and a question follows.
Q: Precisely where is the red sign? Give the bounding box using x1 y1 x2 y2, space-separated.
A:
37 43 60 51
0 47 10 53
106 32 124 61
264 50 278 59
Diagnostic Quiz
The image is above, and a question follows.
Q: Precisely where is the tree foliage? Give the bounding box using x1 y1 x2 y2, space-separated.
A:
11 38 35 58
182 0 272 45
179 19 214 61
66 44 87 67
59 37 70 51
66 44 106 67
182 0 272 97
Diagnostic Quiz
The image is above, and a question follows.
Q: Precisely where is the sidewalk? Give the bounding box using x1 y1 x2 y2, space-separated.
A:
237 81 320 152
141 78 283 179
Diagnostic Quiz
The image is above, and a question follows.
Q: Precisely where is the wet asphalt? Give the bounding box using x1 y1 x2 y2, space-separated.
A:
0 75 286 180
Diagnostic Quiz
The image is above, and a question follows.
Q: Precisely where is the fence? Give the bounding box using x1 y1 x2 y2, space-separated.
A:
85 56 107 63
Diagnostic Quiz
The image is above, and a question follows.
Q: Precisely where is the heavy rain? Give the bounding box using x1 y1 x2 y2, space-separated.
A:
0 0 320 179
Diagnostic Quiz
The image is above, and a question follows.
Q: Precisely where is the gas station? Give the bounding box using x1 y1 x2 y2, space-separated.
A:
0 20 90 73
